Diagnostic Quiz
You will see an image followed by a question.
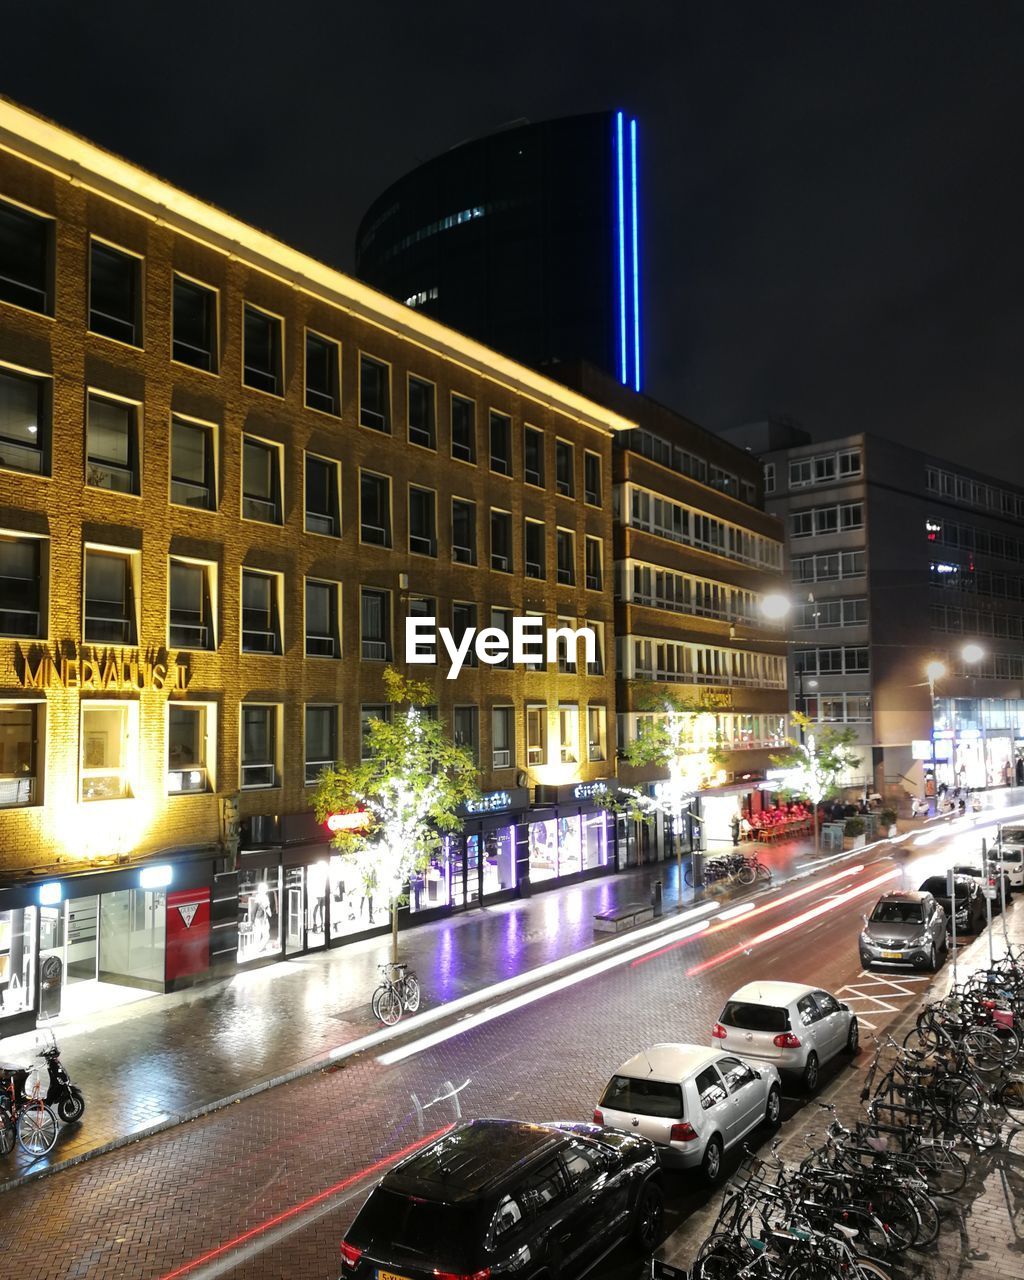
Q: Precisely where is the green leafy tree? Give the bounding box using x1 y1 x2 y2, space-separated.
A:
770 713 862 853
618 683 726 897
312 668 479 962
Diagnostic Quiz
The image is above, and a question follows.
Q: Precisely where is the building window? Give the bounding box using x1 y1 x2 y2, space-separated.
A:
361 587 391 660
172 275 218 372
588 705 607 762
764 463 775 494
81 702 134 801
305 578 340 657
490 509 512 572
305 331 340 415
170 416 216 510
409 486 438 556
524 426 545 487
241 704 278 788
409 595 435 621
305 705 338 784
359 354 390 431
492 706 514 770
453 706 479 763
526 704 547 766
305 454 340 536
84 549 136 645
0 199 51 313
0 366 48 476
588 621 605 676
167 704 211 794
241 569 281 654
525 520 545 579
243 305 283 395
452 602 478 668
585 537 603 591
490 410 512 475
360 471 392 546
86 393 139 494
452 497 477 564
584 451 602 506
451 394 476 462
408 375 436 448
89 241 141 346
0 535 44 638
558 705 579 765
360 704 391 759
556 616 577 673
556 528 576 585
490 608 513 669
555 439 575 496
169 558 214 650
242 436 283 524
0 703 39 807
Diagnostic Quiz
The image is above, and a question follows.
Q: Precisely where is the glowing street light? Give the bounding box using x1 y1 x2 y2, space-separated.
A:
924 660 947 689
759 592 791 621
962 642 985 665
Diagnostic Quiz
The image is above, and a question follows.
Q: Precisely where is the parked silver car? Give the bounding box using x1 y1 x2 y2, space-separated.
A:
990 828 1024 891
859 889 947 971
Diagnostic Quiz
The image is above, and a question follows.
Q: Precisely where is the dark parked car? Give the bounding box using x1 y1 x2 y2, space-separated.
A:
339 1119 664 1280
952 863 1014 915
919 875 987 936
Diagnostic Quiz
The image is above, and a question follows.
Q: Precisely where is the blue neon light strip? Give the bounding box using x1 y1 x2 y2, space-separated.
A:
630 117 641 391
615 111 628 385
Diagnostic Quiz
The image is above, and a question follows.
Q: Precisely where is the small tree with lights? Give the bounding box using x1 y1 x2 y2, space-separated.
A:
312 668 479 964
618 683 726 899
770 713 862 854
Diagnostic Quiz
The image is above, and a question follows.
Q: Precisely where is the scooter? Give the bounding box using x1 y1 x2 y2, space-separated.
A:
36 1033 85 1123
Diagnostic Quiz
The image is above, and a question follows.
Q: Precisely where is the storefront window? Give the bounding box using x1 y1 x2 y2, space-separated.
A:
237 864 282 962
411 844 453 913
558 815 582 876
0 907 36 1019
528 818 558 883
306 860 328 948
329 855 351 940
284 867 304 954
582 813 609 870
481 826 516 895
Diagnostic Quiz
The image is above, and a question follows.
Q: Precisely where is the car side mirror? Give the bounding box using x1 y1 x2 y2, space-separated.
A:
839 1002 850 1012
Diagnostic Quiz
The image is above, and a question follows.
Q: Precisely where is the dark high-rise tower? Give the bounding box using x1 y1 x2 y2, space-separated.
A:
355 110 644 390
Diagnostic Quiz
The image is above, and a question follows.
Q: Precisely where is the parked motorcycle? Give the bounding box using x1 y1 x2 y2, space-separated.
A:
35 1033 85 1123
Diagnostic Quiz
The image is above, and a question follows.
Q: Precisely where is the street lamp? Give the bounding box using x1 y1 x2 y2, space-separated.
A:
760 592 791 621
924 660 947 802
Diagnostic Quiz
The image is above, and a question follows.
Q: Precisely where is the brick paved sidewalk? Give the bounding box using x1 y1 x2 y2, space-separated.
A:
654 886 1024 1280
0 833 827 1191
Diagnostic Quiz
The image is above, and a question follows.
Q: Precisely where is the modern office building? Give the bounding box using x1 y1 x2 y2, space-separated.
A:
355 110 644 391
726 422 1024 798
0 99 630 1035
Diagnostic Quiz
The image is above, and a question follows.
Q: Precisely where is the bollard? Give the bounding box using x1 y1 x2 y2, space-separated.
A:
651 879 663 918
690 851 705 890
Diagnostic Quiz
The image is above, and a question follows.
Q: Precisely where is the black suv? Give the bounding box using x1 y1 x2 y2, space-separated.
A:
339 1119 663 1280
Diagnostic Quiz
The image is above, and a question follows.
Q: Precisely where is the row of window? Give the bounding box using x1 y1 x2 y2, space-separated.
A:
791 549 867 583
617 428 758 506
925 516 1024 564
615 562 768 626
926 465 1024 523
792 597 868 630
617 711 788 753
0 196 605 492
794 694 872 724
620 484 784 571
794 647 870 676
929 604 1024 641
0 698 608 810
929 561 1024 601
949 652 1024 681
621 638 787 689
764 449 862 494
790 502 865 538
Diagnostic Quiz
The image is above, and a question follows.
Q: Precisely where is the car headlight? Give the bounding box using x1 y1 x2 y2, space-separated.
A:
907 933 927 947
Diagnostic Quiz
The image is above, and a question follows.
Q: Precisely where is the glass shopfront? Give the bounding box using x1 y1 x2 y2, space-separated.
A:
237 863 282 963
417 824 518 913
0 906 35 1022
527 809 612 884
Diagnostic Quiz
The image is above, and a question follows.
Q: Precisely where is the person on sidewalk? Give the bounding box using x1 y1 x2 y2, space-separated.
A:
730 814 740 846
1017 756 1024 787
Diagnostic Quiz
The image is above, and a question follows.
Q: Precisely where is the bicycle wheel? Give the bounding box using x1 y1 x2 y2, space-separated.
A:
17 1104 58 1156
684 863 695 887
930 1075 982 1131
758 863 773 882
903 1184 940 1248
964 1027 1011 1073
402 974 421 1013
370 984 388 1021
692 1234 750 1280
997 1076 1024 1119
911 1142 967 1195
850 1261 892 1280
375 986 403 1026
0 1105 15 1157
784 1259 847 1280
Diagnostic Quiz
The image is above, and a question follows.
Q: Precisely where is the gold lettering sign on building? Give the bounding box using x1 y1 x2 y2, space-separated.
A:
18 645 190 693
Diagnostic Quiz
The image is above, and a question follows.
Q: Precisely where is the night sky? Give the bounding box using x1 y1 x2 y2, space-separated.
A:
5 2 1023 479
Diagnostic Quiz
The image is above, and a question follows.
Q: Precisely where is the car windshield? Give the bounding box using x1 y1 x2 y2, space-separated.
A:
720 1001 788 1033
998 849 1023 863
870 901 923 924
350 1188 481 1268
600 1075 684 1119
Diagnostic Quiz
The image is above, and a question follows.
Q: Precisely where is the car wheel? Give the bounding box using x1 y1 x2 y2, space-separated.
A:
802 1052 819 1093
845 1017 860 1056
764 1084 782 1127
632 1180 664 1250
701 1134 724 1184
927 943 938 972
859 952 872 971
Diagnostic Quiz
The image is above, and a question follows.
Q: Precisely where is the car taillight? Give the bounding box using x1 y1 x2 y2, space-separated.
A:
773 1032 802 1049
669 1122 698 1142
340 1241 363 1269
593 1108 604 1124
434 1270 491 1280
712 1022 727 1039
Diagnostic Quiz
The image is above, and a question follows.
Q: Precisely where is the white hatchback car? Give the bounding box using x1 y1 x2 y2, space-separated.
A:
712 981 858 1092
991 828 1024 891
594 1043 781 1183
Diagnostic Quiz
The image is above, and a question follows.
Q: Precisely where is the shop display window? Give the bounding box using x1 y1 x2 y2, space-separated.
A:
482 826 516 894
0 907 36 1018
327 854 389 934
411 847 453 913
582 813 609 870
306 860 328 949
237 865 282 962
558 815 582 876
528 818 558 883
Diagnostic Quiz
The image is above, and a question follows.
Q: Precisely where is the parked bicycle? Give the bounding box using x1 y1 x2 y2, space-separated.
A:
0 1061 59 1157
371 961 421 1026
686 852 773 889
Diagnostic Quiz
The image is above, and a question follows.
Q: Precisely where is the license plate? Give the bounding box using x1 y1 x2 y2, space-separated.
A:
881 951 903 960
379 1271 412 1280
